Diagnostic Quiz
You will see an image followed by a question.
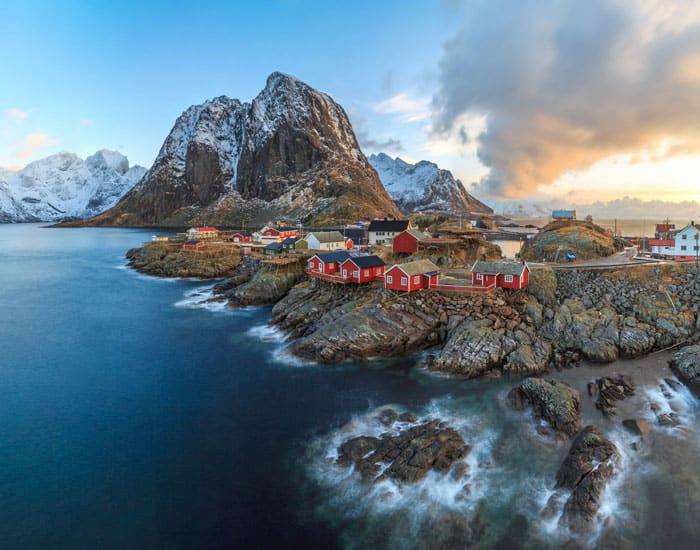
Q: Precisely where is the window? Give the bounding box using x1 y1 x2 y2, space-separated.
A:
681 245 687 251
354 270 360 278
682 234 687 239
376 267 382 274
364 270 369 276
695 246 699 251
401 277 408 285
504 275 513 283
476 273 483 280
414 276 420 283
387 275 393 284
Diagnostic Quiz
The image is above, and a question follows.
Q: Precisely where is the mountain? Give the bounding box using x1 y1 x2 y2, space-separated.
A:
82 72 401 227
368 153 492 215
0 150 145 223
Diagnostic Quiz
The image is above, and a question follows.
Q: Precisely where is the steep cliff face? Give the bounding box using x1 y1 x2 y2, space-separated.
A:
85 73 400 227
369 153 492 215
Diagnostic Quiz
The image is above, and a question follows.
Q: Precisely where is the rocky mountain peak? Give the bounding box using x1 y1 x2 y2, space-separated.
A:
84 73 400 226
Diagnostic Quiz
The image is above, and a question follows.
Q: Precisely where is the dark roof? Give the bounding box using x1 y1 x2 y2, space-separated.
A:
313 251 351 263
281 237 299 244
231 231 251 236
344 255 386 268
368 219 410 232
275 226 296 232
265 242 283 250
184 240 202 245
471 261 528 276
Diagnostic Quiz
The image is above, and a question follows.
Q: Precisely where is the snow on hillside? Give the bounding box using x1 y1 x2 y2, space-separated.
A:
369 152 492 214
0 150 145 222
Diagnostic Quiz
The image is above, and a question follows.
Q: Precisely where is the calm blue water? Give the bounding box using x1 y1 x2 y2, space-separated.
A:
1 224 698 549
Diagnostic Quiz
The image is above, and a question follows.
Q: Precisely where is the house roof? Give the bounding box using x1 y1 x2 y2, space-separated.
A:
313 251 351 263
472 261 528 276
401 229 430 241
551 210 576 218
649 239 674 246
190 226 218 232
368 219 410 232
389 259 439 276
307 231 345 243
343 255 386 268
184 240 202 245
231 231 251 236
281 237 299 244
265 242 283 250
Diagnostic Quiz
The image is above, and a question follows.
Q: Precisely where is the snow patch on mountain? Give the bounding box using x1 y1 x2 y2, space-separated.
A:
0 150 145 222
369 152 492 215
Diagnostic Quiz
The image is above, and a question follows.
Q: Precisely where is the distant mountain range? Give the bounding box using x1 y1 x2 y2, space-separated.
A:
0 150 145 223
369 152 492 215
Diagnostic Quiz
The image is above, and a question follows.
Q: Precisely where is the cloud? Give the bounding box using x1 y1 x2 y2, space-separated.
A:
6 108 30 122
79 118 94 127
356 129 404 153
432 0 700 198
373 92 431 123
17 133 59 159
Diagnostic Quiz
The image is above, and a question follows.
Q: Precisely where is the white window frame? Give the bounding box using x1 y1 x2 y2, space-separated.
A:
401 277 408 285
414 276 420 284
504 274 513 283
387 275 393 284
476 273 483 280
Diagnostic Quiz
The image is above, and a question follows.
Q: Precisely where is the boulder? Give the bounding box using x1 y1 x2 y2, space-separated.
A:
508 378 582 437
555 426 619 533
594 375 636 418
669 345 700 397
621 419 650 435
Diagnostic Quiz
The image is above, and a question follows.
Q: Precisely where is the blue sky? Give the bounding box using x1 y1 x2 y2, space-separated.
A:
3 0 700 207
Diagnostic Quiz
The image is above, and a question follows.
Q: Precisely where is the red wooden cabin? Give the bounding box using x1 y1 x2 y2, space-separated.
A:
384 259 440 292
307 251 351 275
339 255 386 283
471 261 530 289
229 232 252 243
183 240 205 251
392 229 429 254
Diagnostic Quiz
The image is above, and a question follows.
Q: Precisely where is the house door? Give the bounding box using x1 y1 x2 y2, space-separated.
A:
343 269 347 278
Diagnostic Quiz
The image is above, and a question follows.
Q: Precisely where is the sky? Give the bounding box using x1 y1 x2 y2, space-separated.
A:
2 0 700 212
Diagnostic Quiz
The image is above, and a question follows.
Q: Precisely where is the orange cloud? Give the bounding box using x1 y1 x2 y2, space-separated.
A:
17 133 59 159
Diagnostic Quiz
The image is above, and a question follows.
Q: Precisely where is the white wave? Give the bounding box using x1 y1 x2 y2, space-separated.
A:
247 323 287 343
247 323 316 367
174 284 230 312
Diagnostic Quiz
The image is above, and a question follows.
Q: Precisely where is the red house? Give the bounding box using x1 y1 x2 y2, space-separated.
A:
229 232 252 243
471 261 530 289
384 259 440 292
183 240 205 251
307 251 351 274
260 225 298 243
339 255 386 283
392 229 429 254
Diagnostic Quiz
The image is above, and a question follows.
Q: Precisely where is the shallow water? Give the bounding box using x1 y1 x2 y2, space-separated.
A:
0 224 698 548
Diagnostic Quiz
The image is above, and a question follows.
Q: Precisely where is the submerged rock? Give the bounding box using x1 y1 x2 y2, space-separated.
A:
508 378 582 437
555 426 619 533
336 418 470 483
669 345 700 397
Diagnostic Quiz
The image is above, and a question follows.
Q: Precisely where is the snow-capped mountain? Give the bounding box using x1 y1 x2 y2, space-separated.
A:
0 150 145 223
85 72 400 227
369 153 492 215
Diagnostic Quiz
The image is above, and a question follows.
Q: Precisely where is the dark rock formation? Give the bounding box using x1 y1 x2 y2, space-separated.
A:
594 375 636 418
669 345 700 397
508 378 582 437
76 72 401 227
520 219 623 262
555 426 619 533
336 417 470 483
125 241 243 278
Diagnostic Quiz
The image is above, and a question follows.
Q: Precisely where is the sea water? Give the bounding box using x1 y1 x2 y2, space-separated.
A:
0 224 698 548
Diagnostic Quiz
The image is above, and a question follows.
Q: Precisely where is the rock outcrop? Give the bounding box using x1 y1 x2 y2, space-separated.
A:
554 426 619 533
669 345 700 397
508 378 582 437
77 73 400 227
520 220 623 262
593 375 635 417
125 241 243 278
336 413 470 483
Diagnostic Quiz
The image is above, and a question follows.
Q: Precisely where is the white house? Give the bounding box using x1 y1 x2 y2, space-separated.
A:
649 222 700 260
368 219 411 246
304 231 350 251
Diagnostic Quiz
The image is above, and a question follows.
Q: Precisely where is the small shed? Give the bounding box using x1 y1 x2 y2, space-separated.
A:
392 229 430 254
183 240 205 251
264 242 284 256
307 251 351 274
281 237 299 251
229 232 252 243
339 255 386 283
384 259 440 292
471 261 530 289
552 210 577 221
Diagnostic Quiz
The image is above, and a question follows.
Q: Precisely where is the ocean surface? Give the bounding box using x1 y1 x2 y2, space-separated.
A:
1 224 699 549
